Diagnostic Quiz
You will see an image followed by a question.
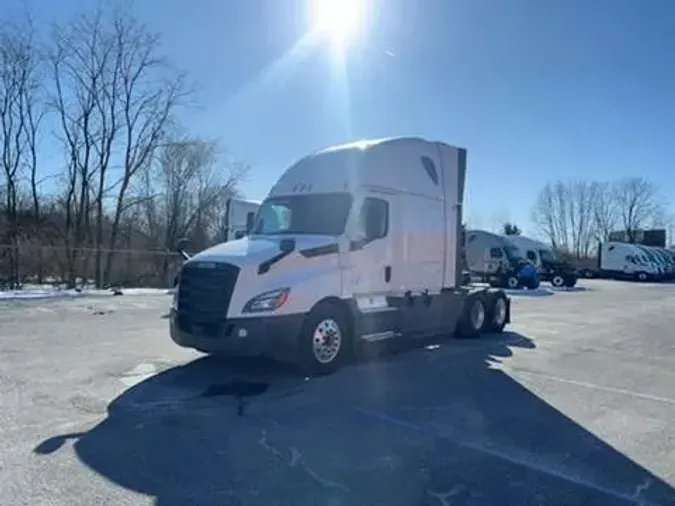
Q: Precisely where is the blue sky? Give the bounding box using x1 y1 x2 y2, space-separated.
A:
6 0 675 235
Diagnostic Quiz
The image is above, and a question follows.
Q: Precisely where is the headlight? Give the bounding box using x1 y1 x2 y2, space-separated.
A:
243 288 290 313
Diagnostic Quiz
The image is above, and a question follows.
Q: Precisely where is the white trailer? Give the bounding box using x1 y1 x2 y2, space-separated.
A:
170 137 512 374
224 198 260 241
599 241 661 281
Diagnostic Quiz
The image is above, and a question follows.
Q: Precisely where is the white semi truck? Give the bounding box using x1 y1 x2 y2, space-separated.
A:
170 137 512 374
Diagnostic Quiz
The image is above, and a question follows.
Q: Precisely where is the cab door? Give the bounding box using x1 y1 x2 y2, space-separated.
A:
342 191 399 306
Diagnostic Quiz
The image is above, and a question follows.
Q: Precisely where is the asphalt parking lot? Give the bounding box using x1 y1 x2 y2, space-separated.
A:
1 280 675 506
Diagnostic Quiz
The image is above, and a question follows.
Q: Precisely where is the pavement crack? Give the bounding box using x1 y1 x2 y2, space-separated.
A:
629 478 653 505
258 430 349 492
288 446 350 492
426 484 466 506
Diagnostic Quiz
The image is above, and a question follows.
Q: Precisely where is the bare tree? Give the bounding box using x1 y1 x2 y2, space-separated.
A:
0 19 43 286
102 12 189 285
48 7 188 286
48 11 111 286
566 180 595 258
531 181 566 250
137 137 246 282
613 177 662 242
531 180 597 257
590 181 617 242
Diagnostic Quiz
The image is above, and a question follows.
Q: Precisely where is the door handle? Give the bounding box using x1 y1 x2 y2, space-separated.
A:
384 265 391 283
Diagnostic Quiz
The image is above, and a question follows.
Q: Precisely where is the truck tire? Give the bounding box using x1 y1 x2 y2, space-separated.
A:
296 301 353 375
635 271 648 282
563 274 577 288
551 274 565 288
505 276 519 289
485 291 508 333
523 277 540 290
456 294 487 339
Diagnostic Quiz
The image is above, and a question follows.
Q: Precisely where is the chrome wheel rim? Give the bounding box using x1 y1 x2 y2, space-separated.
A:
470 300 485 330
552 276 564 287
507 277 519 289
312 318 342 364
493 298 507 327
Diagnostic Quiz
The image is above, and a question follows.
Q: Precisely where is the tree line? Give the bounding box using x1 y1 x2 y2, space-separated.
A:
0 8 247 289
530 177 669 258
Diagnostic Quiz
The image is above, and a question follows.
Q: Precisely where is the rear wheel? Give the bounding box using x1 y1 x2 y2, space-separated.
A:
485 292 509 333
456 294 487 339
297 302 353 375
563 275 577 288
523 277 540 290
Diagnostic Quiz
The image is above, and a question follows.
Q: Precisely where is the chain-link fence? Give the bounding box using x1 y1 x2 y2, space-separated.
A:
0 241 184 290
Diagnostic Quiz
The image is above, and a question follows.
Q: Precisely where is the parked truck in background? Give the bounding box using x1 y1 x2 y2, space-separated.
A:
170 137 512 374
224 198 261 241
504 235 577 288
464 229 539 289
598 241 662 281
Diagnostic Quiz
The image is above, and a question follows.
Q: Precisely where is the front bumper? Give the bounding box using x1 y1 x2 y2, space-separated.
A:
169 310 305 362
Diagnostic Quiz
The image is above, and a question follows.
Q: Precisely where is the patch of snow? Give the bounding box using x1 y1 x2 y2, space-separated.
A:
0 285 172 301
0 289 85 301
504 287 554 297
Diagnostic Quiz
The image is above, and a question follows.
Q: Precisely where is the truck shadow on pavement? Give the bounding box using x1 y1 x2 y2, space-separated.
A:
35 332 674 506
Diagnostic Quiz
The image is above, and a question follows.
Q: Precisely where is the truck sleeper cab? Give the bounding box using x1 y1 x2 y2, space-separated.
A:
170 137 512 374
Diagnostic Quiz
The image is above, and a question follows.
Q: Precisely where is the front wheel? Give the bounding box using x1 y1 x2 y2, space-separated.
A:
636 271 648 282
551 274 565 288
505 276 520 289
296 302 353 375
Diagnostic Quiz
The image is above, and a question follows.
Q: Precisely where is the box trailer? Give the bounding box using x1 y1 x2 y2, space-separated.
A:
170 137 512 374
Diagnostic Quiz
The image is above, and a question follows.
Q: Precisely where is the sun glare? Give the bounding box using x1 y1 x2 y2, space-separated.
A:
310 0 365 49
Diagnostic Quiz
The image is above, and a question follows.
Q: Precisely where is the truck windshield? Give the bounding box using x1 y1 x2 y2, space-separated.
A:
252 193 353 236
538 249 557 262
503 245 523 262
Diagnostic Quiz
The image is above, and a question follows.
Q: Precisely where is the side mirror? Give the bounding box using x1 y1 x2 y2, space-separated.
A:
175 237 193 260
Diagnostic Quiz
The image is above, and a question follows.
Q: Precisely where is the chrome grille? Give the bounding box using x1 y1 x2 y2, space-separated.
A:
177 261 240 324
